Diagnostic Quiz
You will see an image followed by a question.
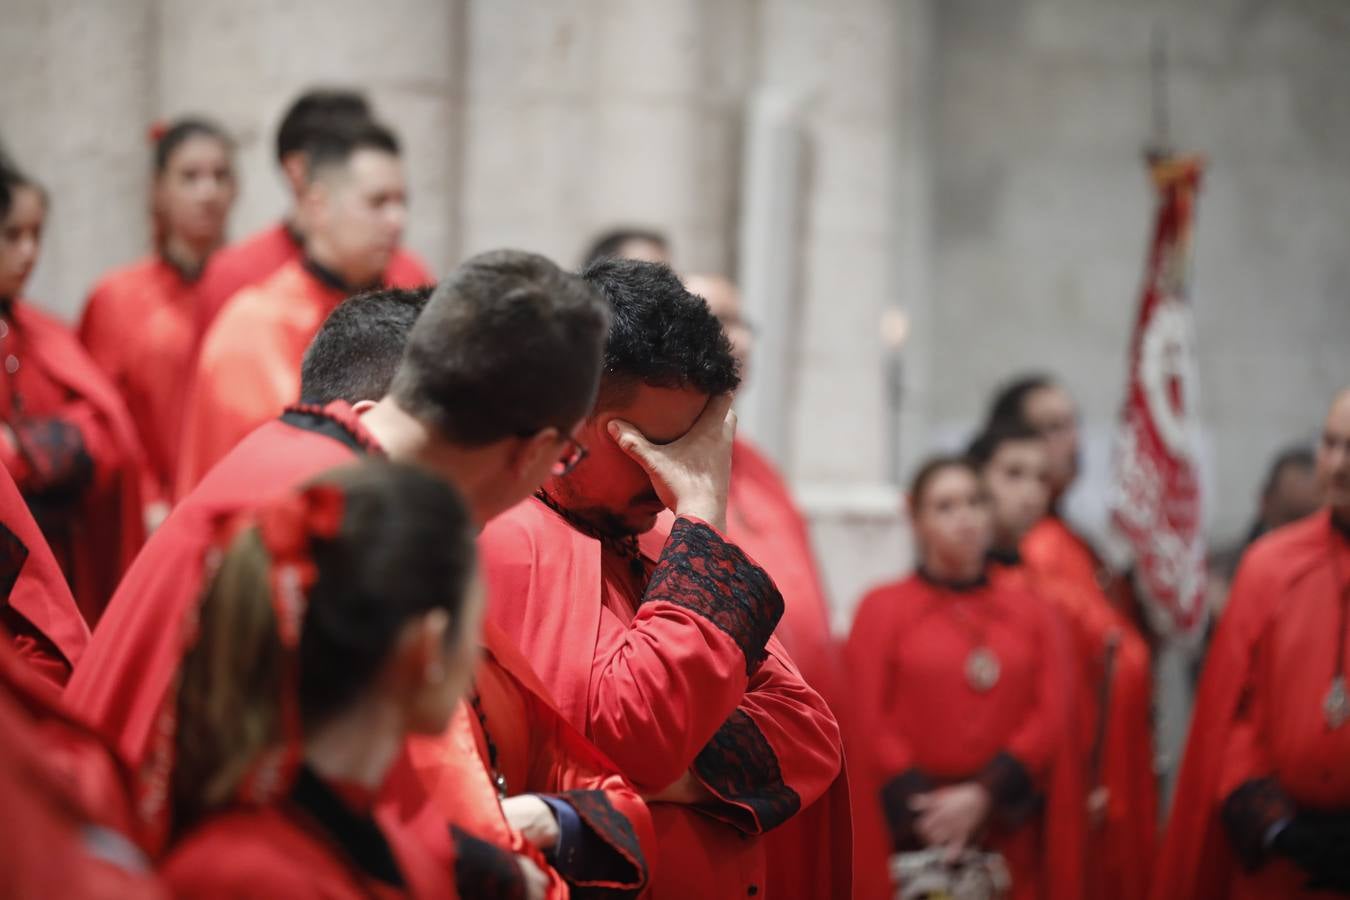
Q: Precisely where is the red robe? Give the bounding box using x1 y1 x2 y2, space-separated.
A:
655 435 853 900
480 497 844 900
0 461 88 691
0 300 145 624
846 569 1085 900
1023 515 1157 900
161 769 457 900
0 633 165 898
192 222 432 346
176 260 353 494
79 256 202 506
1153 510 1350 900
68 402 654 895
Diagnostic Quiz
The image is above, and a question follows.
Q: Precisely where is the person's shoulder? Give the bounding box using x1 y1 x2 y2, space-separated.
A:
87 257 162 298
854 574 920 616
387 247 433 286
1239 510 1327 581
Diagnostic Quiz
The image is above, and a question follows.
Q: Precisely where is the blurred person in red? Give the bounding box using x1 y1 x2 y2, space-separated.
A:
192 89 430 339
0 163 144 624
987 374 1157 900
178 118 411 492
480 259 842 900
679 272 852 900
80 118 237 523
847 455 1081 900
1154 387 1350 899
160 464 471 898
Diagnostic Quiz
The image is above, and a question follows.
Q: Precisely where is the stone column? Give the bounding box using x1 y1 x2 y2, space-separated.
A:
0 0 155 321
455 0 754 272
154 0 466 275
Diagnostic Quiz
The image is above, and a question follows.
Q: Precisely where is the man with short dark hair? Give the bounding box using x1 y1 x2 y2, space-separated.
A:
481 259 842 900
297 286 431 407
1156 388 1350 899
179 119 413 491
193 89 430 337
67 251 657 900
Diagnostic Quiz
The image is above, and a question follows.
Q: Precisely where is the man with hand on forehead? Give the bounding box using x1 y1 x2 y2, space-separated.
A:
481 258 842 900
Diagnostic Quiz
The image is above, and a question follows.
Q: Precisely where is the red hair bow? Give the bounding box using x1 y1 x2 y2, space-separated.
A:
147 119 169 144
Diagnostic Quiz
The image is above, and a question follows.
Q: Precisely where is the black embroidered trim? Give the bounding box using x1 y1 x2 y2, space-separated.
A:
879 767 936 851
1272 811 1350 890
0 521 29 600
279 404 382 457
557 789 648 893
450 825 527 900
644 518 783 674
692 709 801 834
975 751 1039 827
290 767 405 888
1222 777 1297 869
13 418 94 497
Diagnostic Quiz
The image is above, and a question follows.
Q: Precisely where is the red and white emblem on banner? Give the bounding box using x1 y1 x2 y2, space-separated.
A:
1109 155 1207 637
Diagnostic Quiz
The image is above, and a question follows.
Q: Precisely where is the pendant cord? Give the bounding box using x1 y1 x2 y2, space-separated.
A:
1332 536 1349 684
470 684 507 799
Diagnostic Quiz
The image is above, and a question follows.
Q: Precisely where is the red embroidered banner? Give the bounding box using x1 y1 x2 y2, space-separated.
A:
1109 155 1207 637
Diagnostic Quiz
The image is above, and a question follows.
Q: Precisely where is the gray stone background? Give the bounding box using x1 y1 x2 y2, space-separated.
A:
2 0 1348 635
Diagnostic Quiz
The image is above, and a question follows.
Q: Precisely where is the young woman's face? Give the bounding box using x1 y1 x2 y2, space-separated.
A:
914 465 993 575
154 134 236 249
0 186 45 298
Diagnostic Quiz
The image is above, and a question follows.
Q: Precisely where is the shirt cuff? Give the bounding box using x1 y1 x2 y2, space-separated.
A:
535 794 583 873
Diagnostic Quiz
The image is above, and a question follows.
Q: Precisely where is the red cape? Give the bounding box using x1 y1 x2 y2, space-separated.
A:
1024 515 1157 900
11 300 145 624
79 256 199 504
0 461 88 691
1153 510 1350 900
482 497 843 900
655 436 853 900
65 402 372 848
0 632 165 897
193 222 432 351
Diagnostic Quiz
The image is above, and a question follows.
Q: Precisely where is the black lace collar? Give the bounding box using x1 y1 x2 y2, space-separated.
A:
917 566 989 593
988 545 1022 567
302 256 379 296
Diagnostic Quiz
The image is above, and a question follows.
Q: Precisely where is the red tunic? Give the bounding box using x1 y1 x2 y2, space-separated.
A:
1153 510 1350 900
192 221 432 345
79 256 201 505
1023 515 1157 900
655 435 853 900
480 497 843 900
0 461 88 691
0 300 145 624
0 633 165 898
161 770 457 900
846 570 1084 900
176 260 353 494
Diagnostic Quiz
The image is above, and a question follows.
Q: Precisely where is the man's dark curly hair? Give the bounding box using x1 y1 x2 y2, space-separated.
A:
582 258 740 411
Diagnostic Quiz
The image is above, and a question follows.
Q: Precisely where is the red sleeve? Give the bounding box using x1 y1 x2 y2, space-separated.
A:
689 642 842 835
3 399 124 497
585 517 784 791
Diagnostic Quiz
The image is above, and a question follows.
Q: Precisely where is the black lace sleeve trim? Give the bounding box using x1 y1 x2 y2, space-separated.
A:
1222 777 1296 869
691 709 801 834
556 789 648 895
450 825 527 900
644 517 784 674
879 768 936 851
975 751 1040 827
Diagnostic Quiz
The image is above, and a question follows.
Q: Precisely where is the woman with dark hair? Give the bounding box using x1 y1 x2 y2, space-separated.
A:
79 117 237 518
846 456 1081 900
0 162 145 625
161 461 480 898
